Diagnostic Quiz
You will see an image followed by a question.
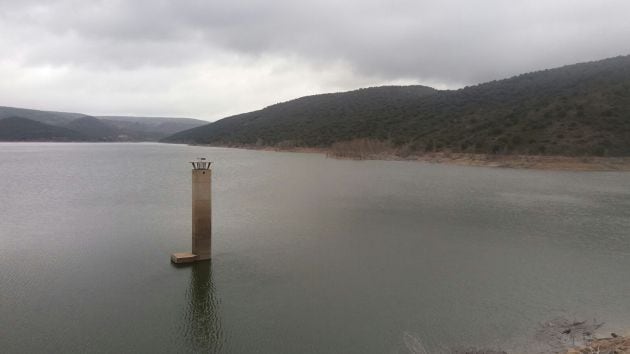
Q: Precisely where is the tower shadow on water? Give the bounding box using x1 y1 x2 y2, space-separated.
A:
181 261 224 352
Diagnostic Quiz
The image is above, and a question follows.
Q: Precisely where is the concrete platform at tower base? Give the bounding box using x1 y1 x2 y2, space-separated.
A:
170 252 198 264
170 252 211 263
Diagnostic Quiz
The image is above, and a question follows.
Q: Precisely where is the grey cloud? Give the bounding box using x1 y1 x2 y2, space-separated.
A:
2 0 630 119
3 0 630 84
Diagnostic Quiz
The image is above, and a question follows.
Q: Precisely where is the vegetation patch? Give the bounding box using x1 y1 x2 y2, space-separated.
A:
164 56 630 157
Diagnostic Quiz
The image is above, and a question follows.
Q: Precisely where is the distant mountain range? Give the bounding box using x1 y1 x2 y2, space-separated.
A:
0 106 207 142
0 116 87 141
164 55 630 156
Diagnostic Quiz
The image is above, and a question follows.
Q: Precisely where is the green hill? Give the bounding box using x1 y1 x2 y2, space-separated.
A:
164 55 630 156
0 117 88 141
65 116 121 141
98 116 209 140
164 85 437 147
0 106 87 126
0 106 208 141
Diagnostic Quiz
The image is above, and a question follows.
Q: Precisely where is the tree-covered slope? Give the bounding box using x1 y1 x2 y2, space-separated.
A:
0 106 86 126
0 106 208 141
65 116 121 140
99 116 208 139
164 55 630 156
164 85 437 146
0 117 88 141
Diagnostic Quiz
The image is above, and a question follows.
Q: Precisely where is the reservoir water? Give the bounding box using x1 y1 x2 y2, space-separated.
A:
1 143 629 353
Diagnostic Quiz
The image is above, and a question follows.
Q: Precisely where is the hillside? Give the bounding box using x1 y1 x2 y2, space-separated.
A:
65 116 121 141
165 85 437 147
0 106 208 141
98 116 208 140
0 106 86 126
164 55 630 157
0 117 87 141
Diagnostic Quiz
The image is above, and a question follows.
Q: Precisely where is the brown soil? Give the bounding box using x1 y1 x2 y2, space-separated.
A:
566 336 630 353
402 152 630 171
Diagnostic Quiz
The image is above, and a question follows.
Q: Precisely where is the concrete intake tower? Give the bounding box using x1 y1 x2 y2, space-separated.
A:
171 158 212 263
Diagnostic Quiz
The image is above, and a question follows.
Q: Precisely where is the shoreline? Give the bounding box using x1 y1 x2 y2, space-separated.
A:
190 144 630 171
6 140 630 171
566 335 630 353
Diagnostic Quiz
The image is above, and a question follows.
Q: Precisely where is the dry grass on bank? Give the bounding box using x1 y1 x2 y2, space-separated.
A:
193 139 630 171
328 139 398 159
325 139 630 171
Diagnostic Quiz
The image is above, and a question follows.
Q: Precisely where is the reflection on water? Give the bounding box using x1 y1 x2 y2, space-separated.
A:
181 261 224 352
1 143 630 353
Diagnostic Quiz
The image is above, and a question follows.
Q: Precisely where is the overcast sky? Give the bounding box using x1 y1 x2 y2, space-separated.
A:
1 0 629 121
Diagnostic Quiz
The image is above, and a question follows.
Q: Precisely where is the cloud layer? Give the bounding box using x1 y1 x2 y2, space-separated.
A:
1 0 629 120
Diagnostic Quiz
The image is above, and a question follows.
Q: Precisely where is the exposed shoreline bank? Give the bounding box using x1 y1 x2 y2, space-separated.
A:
566 335 630 353
187 143 630 171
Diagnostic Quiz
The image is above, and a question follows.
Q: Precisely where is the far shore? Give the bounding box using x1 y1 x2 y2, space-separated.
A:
188 143 630 171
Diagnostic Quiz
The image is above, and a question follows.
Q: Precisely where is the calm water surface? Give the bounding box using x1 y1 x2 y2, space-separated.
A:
1 143 629 353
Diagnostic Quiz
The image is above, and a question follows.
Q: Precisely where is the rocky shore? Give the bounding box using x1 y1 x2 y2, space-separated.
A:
400 153 630 171
566 335 630 353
